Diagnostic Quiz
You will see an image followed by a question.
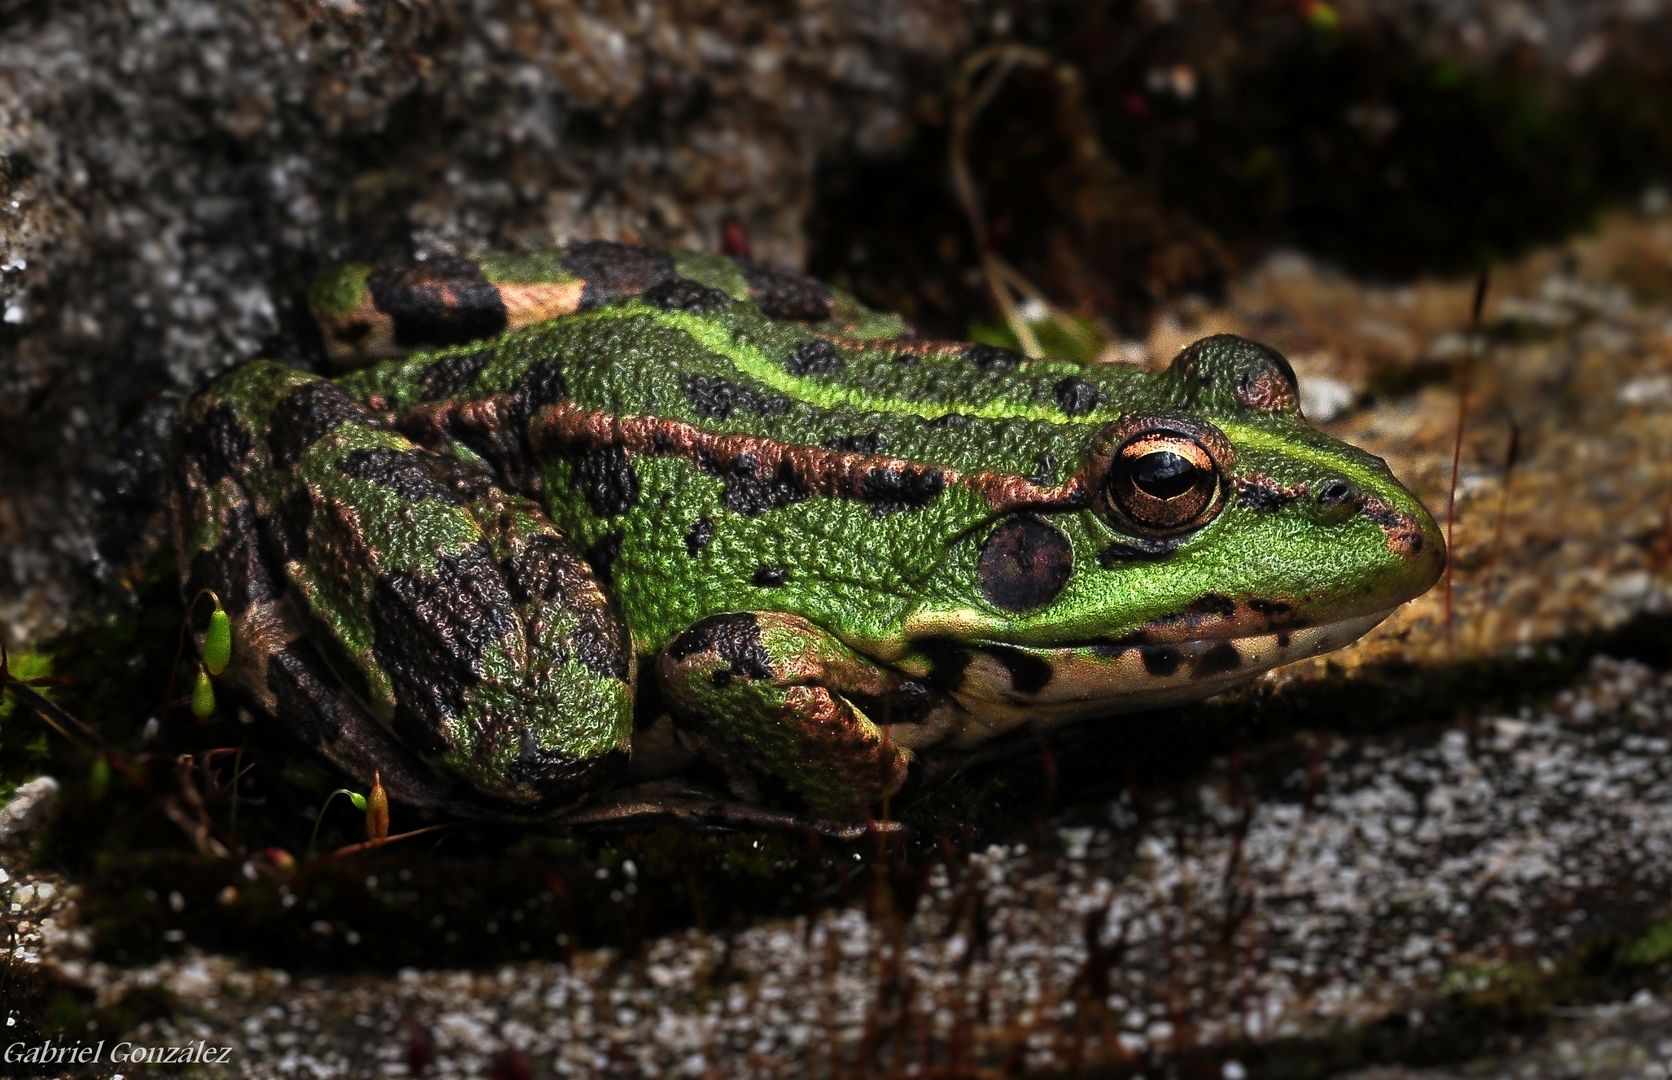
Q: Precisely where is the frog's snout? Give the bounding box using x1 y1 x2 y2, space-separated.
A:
1318 475 1448 602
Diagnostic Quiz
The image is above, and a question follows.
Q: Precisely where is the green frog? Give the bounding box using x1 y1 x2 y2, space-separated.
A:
170 242 1444 822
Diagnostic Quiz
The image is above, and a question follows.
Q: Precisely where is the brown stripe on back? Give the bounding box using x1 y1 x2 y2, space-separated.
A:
406 399 1093 513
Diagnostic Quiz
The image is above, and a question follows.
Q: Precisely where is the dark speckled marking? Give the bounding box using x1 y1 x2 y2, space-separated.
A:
1235 475 1303 512
369 541 513 755
667 613 772 689
1192 593 1236 619
417 347 494 401
272 485 315 565
930 413 971 429
964 343 1023 371
685 516 714 556
269 380 369 468
710 454 810 515
984 645 1054 696
185 502 278 618
562 241 676 309
572 445 639 517
182 402 252 484
751 565 787 587
336 447 454 503
785 339 846 376
369 256 507 348
509 535 587 602
739 259 832 322
1247 598 1293 620
1195 642 1242 677
825 432 884 453
858 464 946 515
571 589 632 681
642 278 733 314
1140 646 1182 677
1098 537 1181 565
978 515 1073 612
582 530 623 588
1053 376 1102 416
683 374 792 420
511 357 569 420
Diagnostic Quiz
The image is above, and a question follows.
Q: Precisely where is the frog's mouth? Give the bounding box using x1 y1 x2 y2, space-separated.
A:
940 608 1396 744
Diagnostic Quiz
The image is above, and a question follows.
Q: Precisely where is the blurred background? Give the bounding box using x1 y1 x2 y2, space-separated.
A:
2 2 1671 1076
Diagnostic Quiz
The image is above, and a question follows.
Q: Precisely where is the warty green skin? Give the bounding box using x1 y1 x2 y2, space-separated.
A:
170 242 1445 820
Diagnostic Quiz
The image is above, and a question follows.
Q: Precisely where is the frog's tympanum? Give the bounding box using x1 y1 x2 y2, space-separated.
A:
171 243 1444 820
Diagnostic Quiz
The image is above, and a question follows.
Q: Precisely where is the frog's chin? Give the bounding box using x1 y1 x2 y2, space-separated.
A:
944 608 1396 744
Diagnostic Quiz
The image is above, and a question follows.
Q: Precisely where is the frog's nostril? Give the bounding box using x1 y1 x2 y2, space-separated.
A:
1316 479 1357 508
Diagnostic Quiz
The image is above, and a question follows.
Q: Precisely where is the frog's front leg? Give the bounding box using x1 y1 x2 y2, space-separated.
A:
172 362 635 813
656 613 946 817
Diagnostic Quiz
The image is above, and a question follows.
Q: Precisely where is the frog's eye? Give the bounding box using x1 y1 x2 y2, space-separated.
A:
1100 425 1226 535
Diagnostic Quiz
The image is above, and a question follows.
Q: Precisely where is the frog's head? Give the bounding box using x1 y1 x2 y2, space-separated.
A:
901 334 1445 727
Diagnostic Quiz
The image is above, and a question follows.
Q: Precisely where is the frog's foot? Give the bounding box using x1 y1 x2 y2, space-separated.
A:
171 363 635 812
656 612 936 818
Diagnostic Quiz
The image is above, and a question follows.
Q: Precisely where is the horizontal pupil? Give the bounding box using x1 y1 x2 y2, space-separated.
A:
1132 451 1197 499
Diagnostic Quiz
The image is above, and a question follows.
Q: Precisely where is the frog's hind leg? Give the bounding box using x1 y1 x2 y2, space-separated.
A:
656 612 946 818
171 362 634 812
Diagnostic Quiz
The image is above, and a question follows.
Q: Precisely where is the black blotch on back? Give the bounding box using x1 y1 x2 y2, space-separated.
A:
825 432 884 453
369 255 508 348
572 445 640 517
785 339 845 376
272 485 315 566
859 465 946 516
751 565 787 587
417 347 494 401
709 453 810 515
739 259 833 322
685 516 715 556
182 402 252 485
642 278 733 314
269 379 371 468
337 447 455 503
964 343 1023 371
683 375 792 420
978 515 1073 613
1053 376 1103 416
582 530 624 588
512 357 569 417
667 613 773 689
505 534 631 681
561 241 677 308
369 542 516 753
508 535 586 603
983 645 1054 695
930 412 971 429
574 585 632 681
185 501 280 618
